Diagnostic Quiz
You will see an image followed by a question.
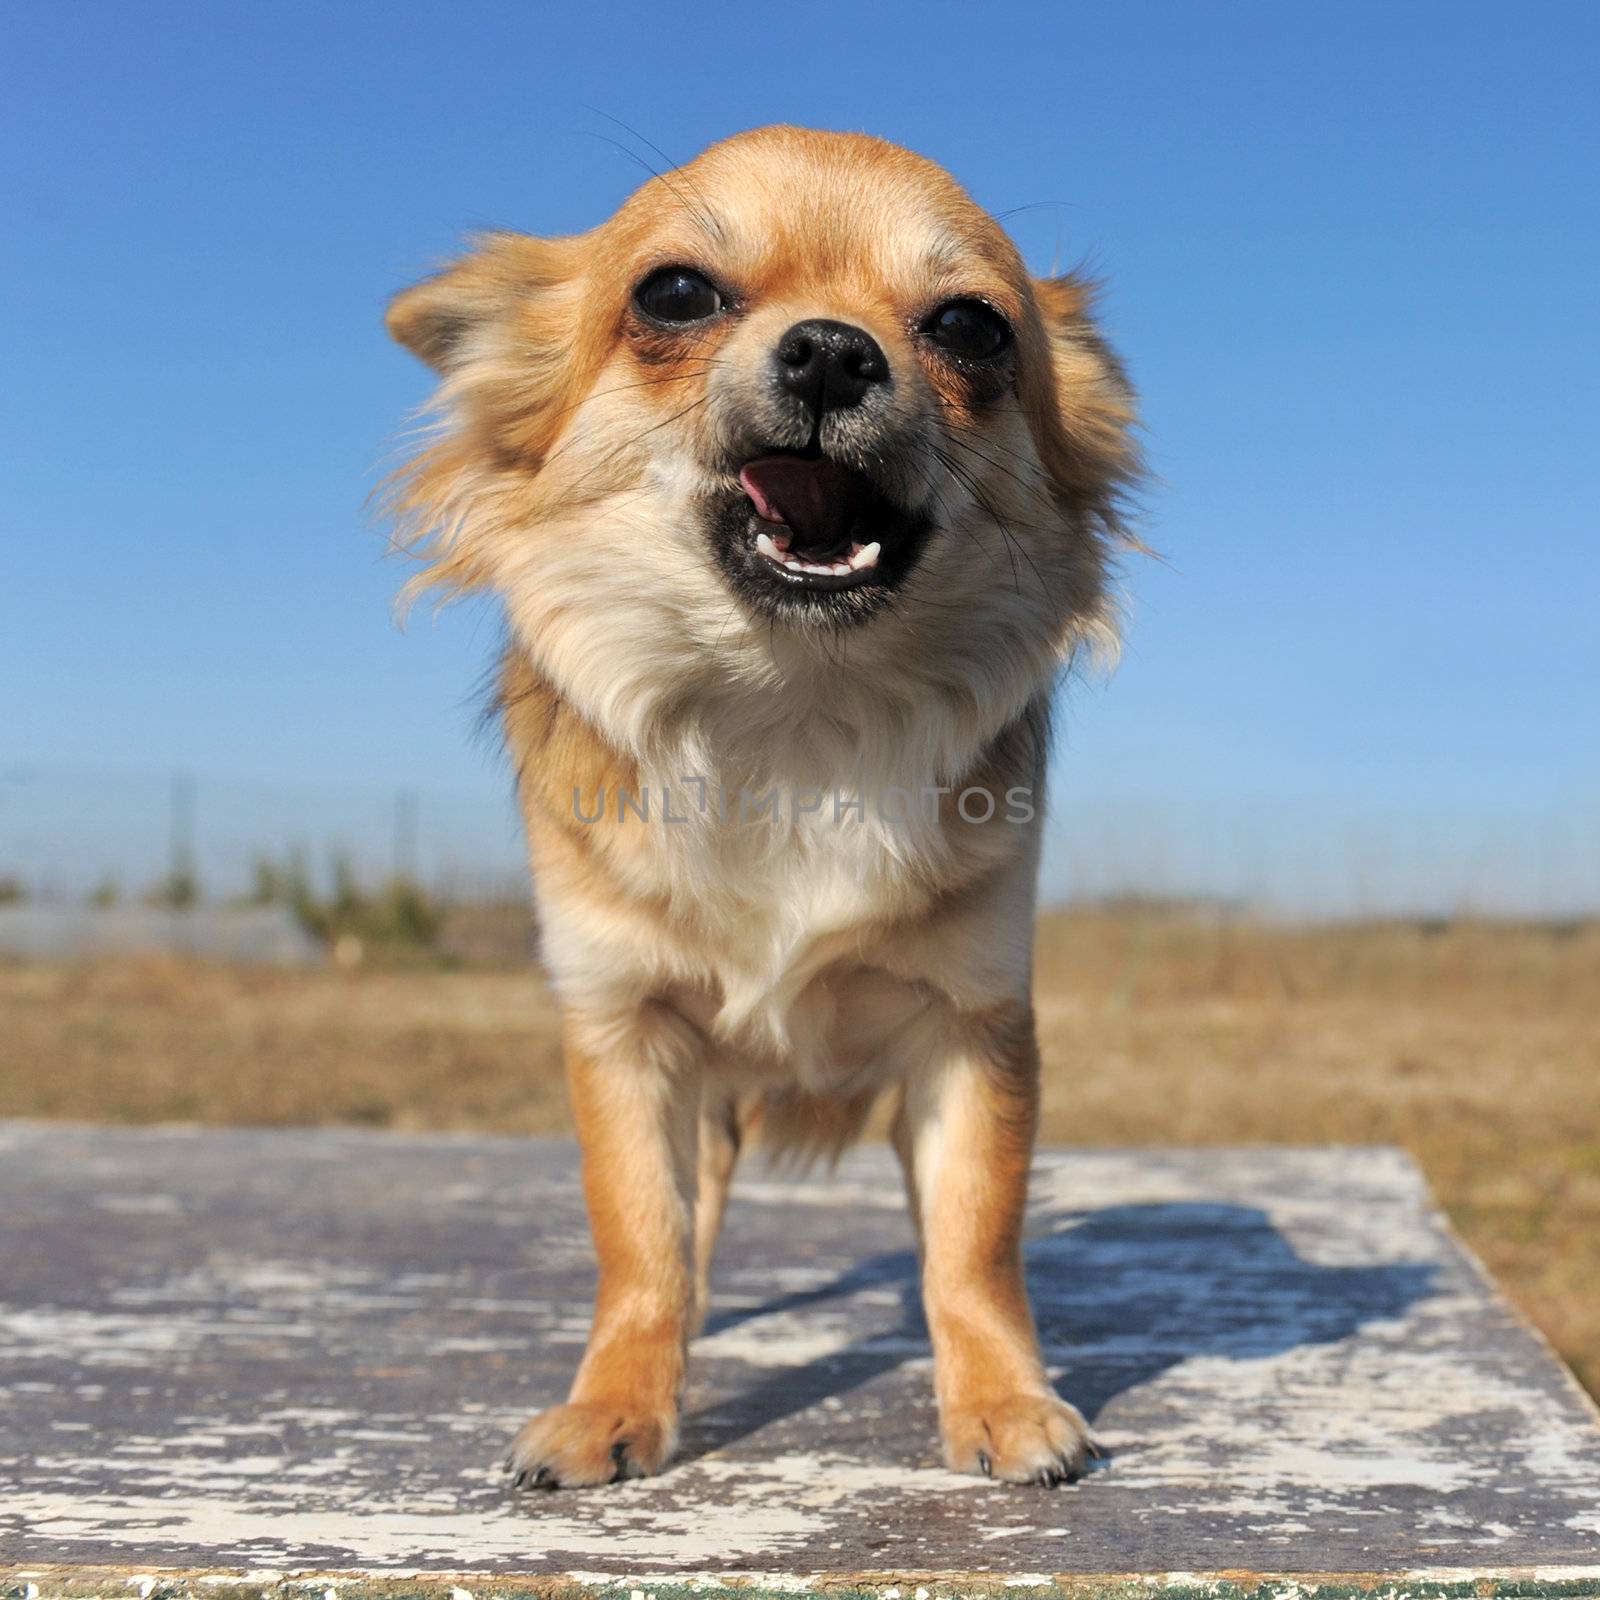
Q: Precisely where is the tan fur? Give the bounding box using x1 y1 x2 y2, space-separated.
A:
386 126 1138 1488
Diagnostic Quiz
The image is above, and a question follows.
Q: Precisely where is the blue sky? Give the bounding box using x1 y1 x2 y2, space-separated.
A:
4 0 1597 910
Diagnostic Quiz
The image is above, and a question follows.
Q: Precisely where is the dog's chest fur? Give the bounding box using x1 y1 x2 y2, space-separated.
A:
502 649 1035 1075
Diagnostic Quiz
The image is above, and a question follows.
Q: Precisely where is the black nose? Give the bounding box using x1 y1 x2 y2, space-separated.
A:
773 319 890 414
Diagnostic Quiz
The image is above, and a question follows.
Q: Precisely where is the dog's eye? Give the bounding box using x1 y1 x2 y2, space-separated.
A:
922 299 1011 361
634 267 724 324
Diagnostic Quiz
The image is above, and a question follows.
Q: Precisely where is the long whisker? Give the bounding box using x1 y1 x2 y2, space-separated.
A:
945 434 1055 509
924 439 1050 600
556 394 713 501
583 108 725 244
907 450 1008 581
533 360 726 452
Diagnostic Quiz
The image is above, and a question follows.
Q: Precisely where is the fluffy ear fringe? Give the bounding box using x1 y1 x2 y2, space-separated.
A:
386 282 469 372
385 230 562 372
377 438 495 622
1027 271 1146 558
380 232 588 613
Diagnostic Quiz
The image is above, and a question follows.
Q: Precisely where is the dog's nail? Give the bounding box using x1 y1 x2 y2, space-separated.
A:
533 1465 554 1488
1086 1435 1105 1460
976 1449 992 1478
609 1440 631 1482
511 1469 527 1488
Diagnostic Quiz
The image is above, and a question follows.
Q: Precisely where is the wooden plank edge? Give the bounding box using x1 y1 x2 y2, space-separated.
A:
8 1567 1600 1600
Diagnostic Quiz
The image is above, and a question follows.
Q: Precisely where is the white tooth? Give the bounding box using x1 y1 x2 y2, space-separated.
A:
850 541 882 570
756 532 784 561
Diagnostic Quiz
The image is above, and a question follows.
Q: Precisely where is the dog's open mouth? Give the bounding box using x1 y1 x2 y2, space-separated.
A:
714 449 930 618
739 455 886 591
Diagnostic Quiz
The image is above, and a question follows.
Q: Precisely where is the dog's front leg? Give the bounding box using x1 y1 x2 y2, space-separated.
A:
506 1006 701 1488
899 1006 1093 1486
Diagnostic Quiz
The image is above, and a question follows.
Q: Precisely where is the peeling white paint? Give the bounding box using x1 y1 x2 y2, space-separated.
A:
5 1129 1600 1580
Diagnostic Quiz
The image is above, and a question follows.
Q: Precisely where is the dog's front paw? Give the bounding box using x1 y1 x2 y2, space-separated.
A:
942 1392 1097 1486
503 1401 677 1489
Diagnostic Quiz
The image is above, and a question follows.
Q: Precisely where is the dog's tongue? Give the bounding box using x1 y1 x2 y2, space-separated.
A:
739 456 864 554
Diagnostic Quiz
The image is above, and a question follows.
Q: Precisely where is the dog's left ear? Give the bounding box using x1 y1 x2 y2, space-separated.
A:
1024 274 1140 526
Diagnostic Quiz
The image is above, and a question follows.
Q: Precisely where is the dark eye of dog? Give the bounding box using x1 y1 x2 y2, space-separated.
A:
923 298 1011 360
634 267 723 324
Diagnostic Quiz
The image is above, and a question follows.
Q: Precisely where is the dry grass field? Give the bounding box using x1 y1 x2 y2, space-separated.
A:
2 907 1596 1395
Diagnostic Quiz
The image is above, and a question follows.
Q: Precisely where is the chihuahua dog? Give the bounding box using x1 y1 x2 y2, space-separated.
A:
386 126 1137 1489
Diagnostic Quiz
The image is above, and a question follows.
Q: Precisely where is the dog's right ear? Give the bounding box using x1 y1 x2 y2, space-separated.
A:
386 231 578 374
386 230 595 474
383 232 593 601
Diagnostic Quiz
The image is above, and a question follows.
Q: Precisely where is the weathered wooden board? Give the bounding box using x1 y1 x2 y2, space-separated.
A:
2 1124 1598 1598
